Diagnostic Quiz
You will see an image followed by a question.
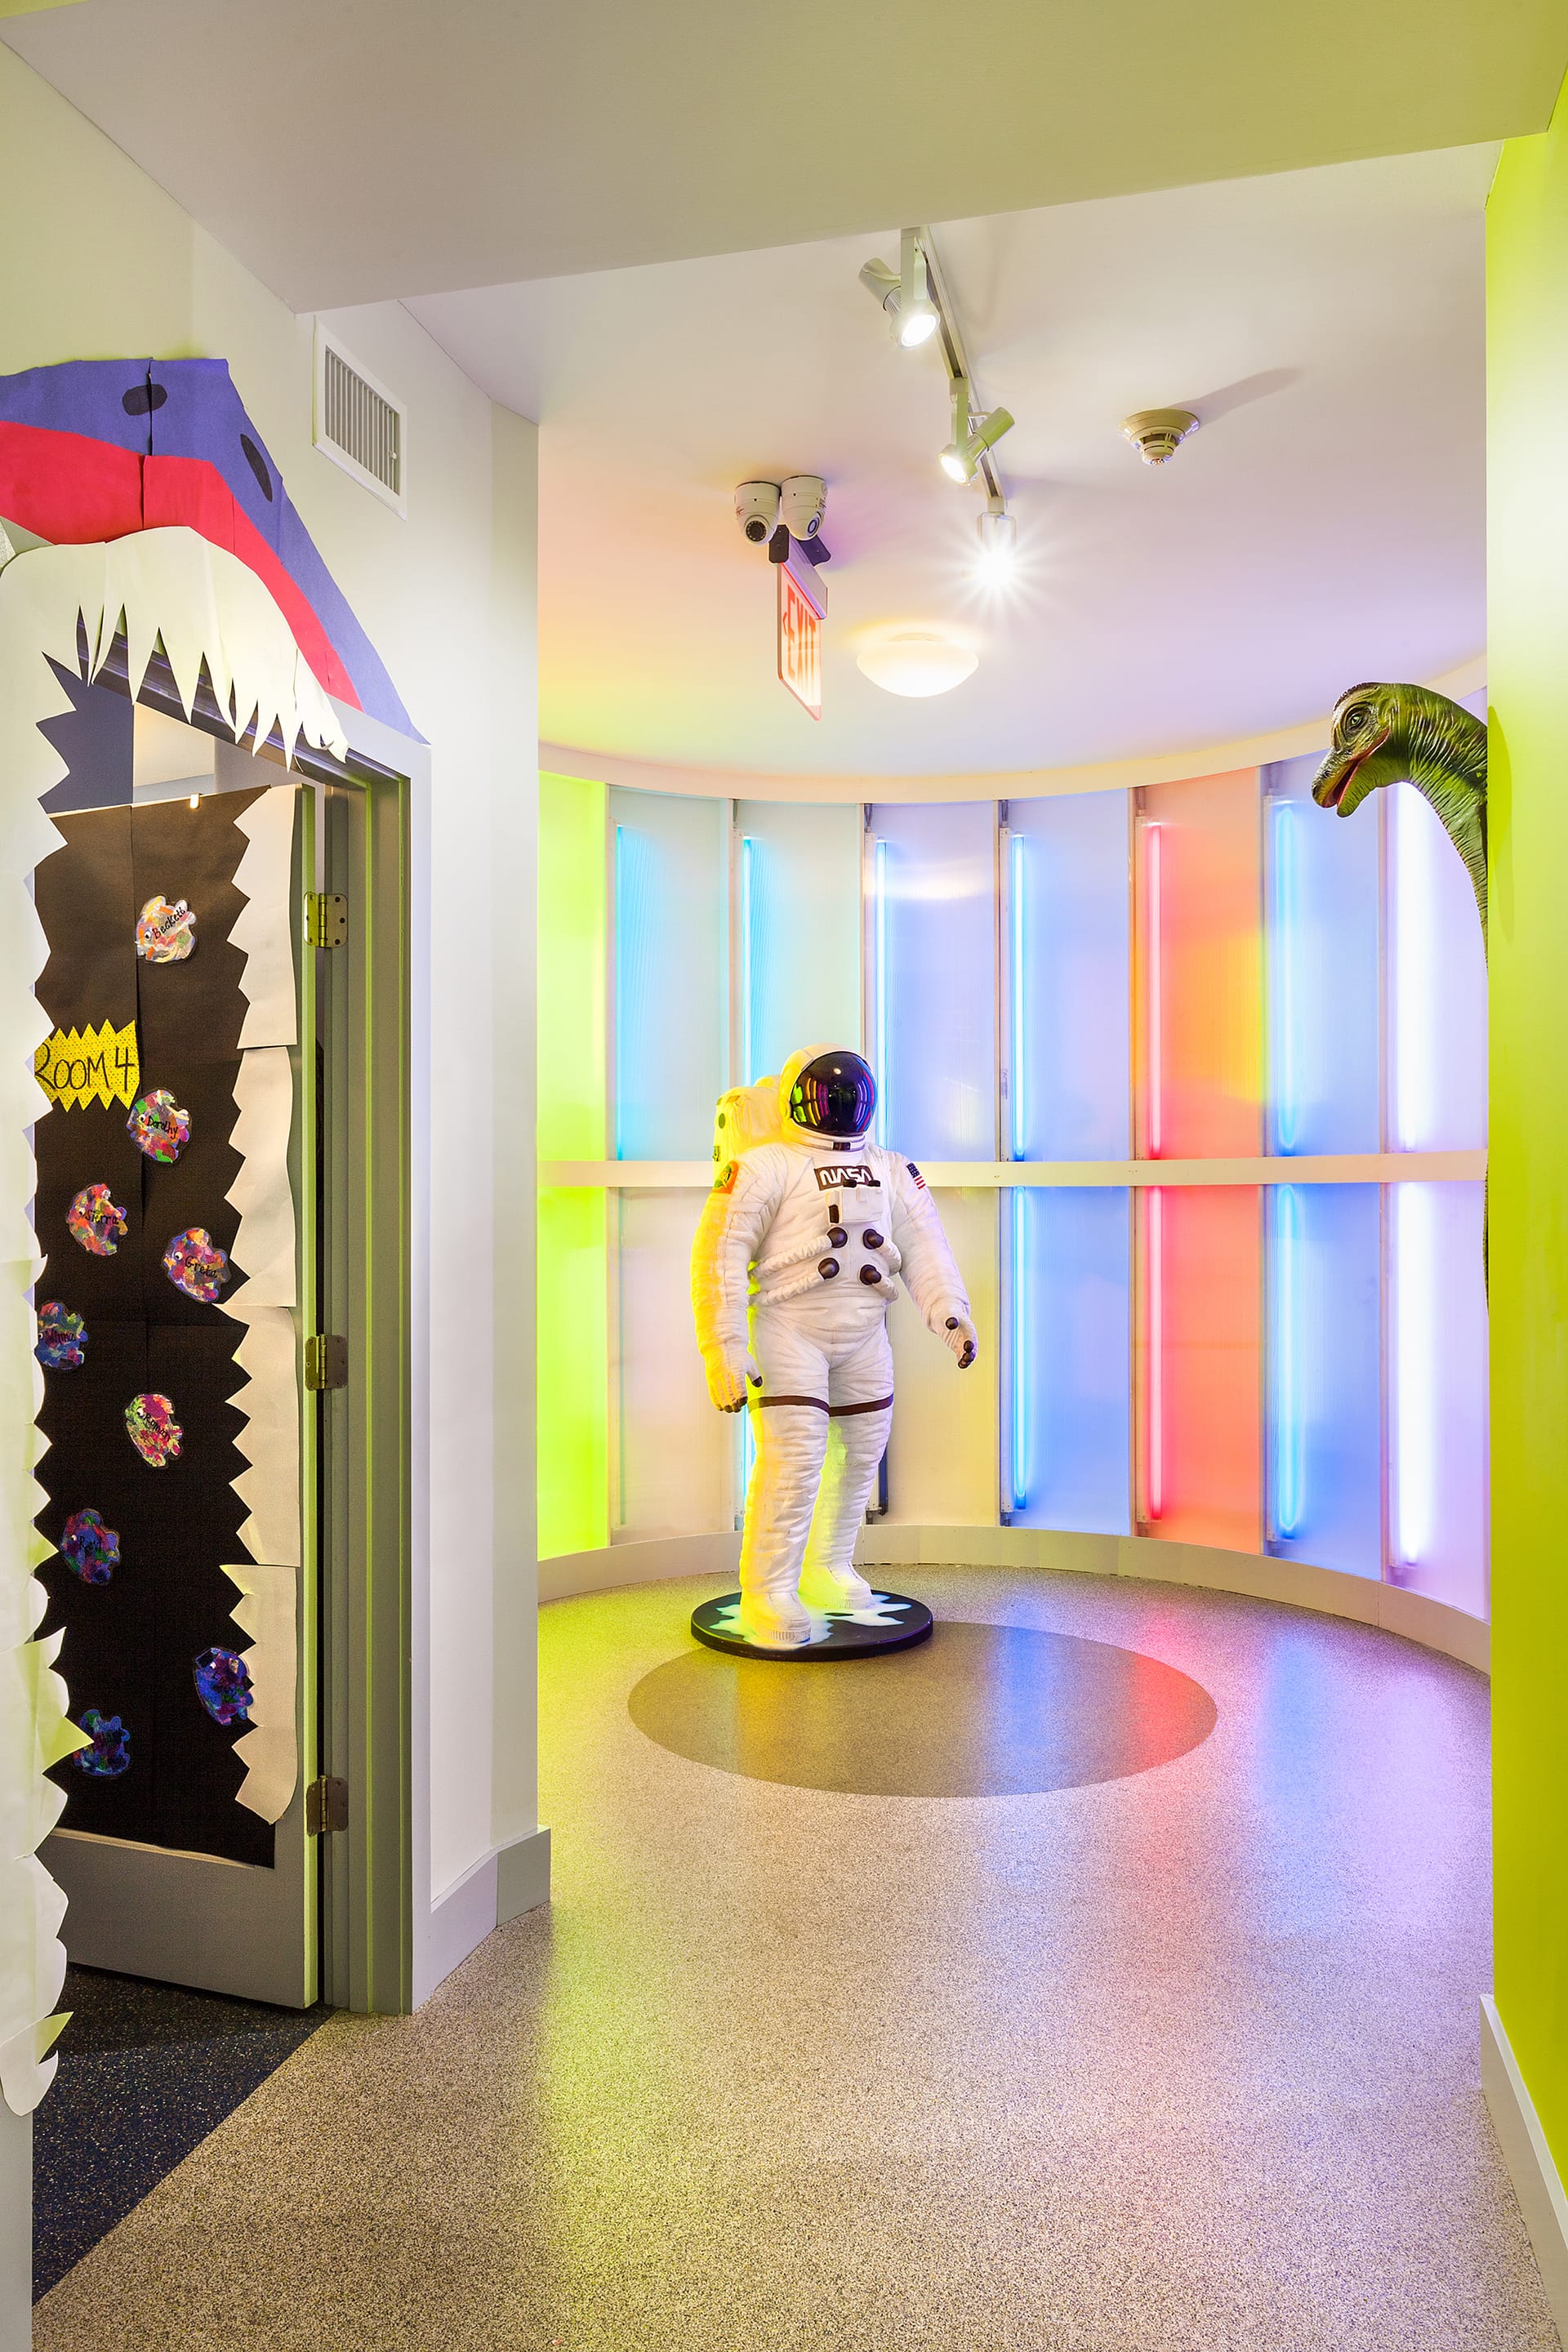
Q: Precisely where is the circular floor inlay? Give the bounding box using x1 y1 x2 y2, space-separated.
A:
628 1619 1217 1797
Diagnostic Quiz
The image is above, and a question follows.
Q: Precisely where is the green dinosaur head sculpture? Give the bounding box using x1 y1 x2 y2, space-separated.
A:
1311 679 1488 938
1312 682 1482 818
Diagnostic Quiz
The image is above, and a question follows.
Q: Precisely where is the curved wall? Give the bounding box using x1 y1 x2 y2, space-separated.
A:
538 697 1491 1632
537 1530 1490 1677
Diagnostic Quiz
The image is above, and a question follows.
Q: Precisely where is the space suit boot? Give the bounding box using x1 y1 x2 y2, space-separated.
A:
796 1562 877 1612
737 1588 815 1649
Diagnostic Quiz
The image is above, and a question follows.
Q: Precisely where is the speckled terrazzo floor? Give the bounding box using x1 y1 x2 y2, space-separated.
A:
33 1566 1559 2351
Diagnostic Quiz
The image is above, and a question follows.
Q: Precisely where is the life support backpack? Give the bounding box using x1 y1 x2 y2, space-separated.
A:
710 1076 786 1164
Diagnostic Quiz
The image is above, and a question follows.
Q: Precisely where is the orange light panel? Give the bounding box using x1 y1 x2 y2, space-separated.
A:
1138 1184 1262 1550
1137 769 1263 1158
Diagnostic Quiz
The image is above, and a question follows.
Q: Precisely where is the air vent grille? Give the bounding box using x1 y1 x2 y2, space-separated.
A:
314 330 407 514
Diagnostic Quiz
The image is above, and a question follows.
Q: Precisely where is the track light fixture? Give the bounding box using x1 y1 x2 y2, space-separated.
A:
938 377 1014 484
975 500 1017 577
858 227 939 349
857 225 1018 583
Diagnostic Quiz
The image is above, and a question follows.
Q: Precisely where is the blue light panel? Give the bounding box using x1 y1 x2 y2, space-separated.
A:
1008 791 1130 1159
1264 1181 1382 1577
867 801 996 1160
1007 1187 1131 1535
735 799 862 1085
610 787 728 1159
1263 755 1381 1156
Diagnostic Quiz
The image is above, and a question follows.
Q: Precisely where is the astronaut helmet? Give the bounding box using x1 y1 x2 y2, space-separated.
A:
779 1045 877 1143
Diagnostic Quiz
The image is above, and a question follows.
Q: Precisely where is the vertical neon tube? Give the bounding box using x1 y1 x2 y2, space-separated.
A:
740 833 755 1085
1394 1183 1434 1566
1272 798 1298 1155
1393 781 1437 1152
873 835 889 1145
1010 830 1027 1159
612 822 626 1160
1010 1187 1028 1513
1146 1187 1164 1521
1271 1183 1303 1539
1145 823 1163 1157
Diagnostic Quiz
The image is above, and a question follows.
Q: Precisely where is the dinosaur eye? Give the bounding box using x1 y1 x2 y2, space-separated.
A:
1342 704 1370 737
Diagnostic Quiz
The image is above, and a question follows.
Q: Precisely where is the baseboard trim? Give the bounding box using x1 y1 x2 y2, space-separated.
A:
416 1848 498 2008
497 1824 551 1925
538 1525 1488 1673
1481 1995 1568 2341
541 1530 740 1603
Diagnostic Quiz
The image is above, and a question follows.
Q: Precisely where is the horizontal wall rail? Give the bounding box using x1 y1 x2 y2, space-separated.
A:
543 1152 1487 1191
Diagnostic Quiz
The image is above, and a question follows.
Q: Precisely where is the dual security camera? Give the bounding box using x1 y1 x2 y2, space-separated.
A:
734 475 827 548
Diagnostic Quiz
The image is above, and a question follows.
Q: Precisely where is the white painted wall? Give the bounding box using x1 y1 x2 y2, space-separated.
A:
0 42 539 1939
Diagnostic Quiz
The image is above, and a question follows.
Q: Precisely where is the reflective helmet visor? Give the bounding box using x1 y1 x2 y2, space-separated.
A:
789 1052 876 1138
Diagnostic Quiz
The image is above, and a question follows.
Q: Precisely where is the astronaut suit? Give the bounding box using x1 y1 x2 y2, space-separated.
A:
691 1045 978 1649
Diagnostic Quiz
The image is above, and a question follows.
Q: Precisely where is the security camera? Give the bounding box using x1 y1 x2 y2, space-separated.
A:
735 481 780 544
779 474 826 542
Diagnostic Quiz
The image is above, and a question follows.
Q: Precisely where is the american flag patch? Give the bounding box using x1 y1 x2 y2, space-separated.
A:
906 1161 925 1189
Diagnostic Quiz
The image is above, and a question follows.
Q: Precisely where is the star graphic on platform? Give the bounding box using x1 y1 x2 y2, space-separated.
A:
710 1592 912 1645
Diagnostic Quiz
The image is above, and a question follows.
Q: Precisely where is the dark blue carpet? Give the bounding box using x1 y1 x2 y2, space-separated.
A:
33 1965 326 2298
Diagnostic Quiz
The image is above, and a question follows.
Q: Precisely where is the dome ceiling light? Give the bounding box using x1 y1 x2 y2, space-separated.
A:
856 631 978 698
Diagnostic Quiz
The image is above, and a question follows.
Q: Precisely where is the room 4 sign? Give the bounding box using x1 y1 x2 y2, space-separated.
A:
777 539 826 720
35 1019 140 1110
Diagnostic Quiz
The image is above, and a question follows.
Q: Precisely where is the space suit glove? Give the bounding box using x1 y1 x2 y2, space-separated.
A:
941 1313 979 1372
704 1345 762 1414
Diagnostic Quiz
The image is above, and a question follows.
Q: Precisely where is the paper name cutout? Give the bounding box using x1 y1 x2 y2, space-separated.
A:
34 1022 140 1111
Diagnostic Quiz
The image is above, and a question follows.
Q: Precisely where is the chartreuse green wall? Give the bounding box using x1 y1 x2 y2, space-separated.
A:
1488 82 1568 2176
537 773 610 1558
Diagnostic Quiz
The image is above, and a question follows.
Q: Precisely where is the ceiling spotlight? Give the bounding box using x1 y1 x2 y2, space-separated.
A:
1121 408 1200 465
939 376 1014 483
857 631 978 698
858 228 939 350
975 502 1017 577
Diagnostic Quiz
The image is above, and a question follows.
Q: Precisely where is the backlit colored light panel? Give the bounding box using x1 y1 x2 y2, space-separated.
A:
1389 1179 1489 1615
867 801 996 1160
1388 779 1487 1151
1138 1184 1261 1552
1138 771 1263 1159
611 787 729 1159
1263 756 1381 1156
1007 793 1129 1160
1265 1183 1381 1578
884 1190 998 1525
537 773 609 1557
1007 1187 1131 1534
737 800 862 1085
617 1191 736 1538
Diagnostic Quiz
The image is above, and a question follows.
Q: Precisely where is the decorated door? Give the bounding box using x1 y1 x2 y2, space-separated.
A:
32 710 315 2007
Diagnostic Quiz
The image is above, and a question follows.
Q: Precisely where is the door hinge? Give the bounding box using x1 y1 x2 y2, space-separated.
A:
306 1775 350 1835
305 1333 348 1391
305 891 348 948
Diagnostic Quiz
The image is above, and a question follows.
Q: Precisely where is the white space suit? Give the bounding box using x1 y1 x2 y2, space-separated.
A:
691 1045 978 1649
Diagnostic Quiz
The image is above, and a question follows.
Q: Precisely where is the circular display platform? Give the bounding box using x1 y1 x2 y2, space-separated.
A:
637 1620 1218 1794
690 1589 933 1661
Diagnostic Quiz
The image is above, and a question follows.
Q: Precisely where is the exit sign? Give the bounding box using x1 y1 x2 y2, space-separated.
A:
777 541 825 719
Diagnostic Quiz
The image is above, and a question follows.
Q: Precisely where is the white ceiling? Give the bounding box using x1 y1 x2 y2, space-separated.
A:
1 0 1558 306
409 146 1494 778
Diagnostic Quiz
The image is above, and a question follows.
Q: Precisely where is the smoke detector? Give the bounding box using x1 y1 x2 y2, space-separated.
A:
1121 408 1200 466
